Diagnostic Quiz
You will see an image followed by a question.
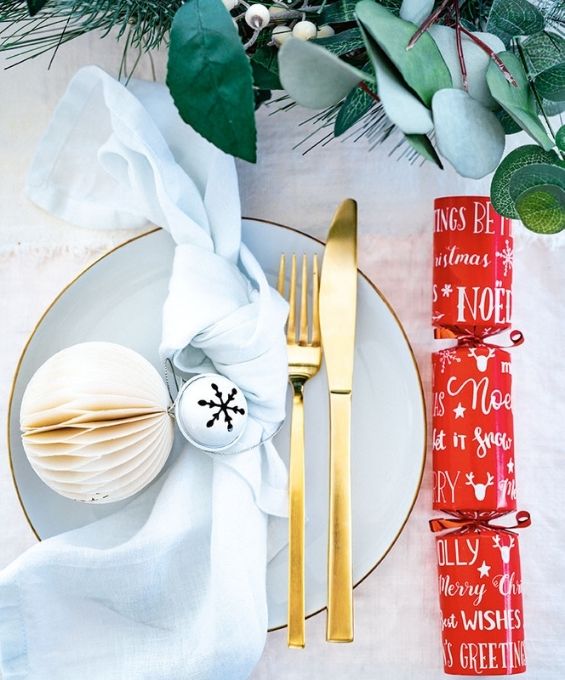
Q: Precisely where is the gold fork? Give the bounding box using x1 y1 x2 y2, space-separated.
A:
278 253 322 649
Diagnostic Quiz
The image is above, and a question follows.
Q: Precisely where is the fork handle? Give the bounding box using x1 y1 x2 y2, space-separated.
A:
288 381 306 648
326 390 353 642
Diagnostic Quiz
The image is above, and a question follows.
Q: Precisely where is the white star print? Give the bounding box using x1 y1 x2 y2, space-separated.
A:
441 283 453 298
477 561 491 578
507 459 514 474
453 402 466 419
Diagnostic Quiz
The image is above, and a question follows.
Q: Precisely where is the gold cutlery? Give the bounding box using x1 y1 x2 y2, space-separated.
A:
278 253 322 649
319 199 358 643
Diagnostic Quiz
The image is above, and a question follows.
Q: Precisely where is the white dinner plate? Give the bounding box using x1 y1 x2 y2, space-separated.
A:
8 219 426 631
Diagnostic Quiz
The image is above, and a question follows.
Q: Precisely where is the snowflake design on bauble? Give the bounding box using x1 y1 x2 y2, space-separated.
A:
441 283 453 298
198 383 246 432
496 239 513 277
439 348 461 374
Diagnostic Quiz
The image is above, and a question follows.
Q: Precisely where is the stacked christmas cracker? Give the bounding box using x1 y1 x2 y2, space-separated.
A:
431 196 530 676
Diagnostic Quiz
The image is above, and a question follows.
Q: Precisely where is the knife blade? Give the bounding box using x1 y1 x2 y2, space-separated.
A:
319 198 357 643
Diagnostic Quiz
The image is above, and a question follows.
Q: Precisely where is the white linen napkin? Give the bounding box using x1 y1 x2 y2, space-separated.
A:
0 66 288 680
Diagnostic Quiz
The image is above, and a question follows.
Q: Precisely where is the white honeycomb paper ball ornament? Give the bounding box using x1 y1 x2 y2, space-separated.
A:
272 24 292 46
20 342 174 504
292 20 317 40
317 24 335 38
245 3 270 30
175 374 248 453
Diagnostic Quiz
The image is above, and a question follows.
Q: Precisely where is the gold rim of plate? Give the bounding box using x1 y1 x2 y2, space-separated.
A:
7 219 427 633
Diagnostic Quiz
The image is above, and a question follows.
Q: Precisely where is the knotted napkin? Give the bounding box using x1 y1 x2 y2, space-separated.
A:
0 66 288 680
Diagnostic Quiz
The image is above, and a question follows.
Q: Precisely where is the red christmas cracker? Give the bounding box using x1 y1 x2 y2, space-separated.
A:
432 339 521 514
433 196 513 335
430 196 529 676
430 513 530 676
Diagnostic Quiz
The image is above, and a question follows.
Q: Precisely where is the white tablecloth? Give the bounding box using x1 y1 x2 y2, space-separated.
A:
1 33 564 680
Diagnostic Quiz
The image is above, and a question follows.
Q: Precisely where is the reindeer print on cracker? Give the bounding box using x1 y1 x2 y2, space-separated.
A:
432 346 516 514
435 527 526 676
433 196 513 336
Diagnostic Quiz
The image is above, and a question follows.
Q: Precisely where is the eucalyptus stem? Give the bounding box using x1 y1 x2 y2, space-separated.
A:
453 0 468 90
406 0 452 49
460 26 517 85
359 81 380 104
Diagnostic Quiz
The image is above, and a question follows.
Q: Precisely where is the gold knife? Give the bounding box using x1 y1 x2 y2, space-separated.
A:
319 199 357 643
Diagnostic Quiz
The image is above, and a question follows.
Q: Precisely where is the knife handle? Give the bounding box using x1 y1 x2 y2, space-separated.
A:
326 390 354 643
288 384 306 648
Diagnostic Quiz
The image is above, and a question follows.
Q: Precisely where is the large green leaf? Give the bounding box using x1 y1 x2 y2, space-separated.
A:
315 28 365 56
509 163 565 203
486 51 553 150
557 125 565 152
522 32 565 115
405 133 443 168
355 0 452 106
429 26 504 109
432 88 505 179
496 108 523 134
27 0 49 16
323 0 402 23
361 27 433 133
490 144 564 217
522 32 565 77
334 65 376 136
515 185 565 233
167 0 256 162
535 63 565 102
251 46 282 90
486 0 544 45
322 0 359 24
278 38 371 109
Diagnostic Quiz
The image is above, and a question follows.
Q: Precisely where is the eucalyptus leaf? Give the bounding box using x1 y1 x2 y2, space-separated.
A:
314 27 365 56
515 185 565 233
486 0 544 45
405 133 443 168
557 125 565 152
362 28 433 133
278 38 371 109
428 25 504 109
399 0 433 25
432 88 505 179
535 63 565 102
334 67 376 136
355 0 452 106
486 51 553 150
509 163 565 204
167 0 256 162
27 0 49 16
490 144 564 217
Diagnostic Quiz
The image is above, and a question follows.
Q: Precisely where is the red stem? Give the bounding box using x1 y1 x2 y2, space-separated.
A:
453 1 468 91
459 26 517 86
359 81 381 103
407 0 452 50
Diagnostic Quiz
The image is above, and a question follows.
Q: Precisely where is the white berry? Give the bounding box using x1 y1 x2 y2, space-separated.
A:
222 0 240 10
292 20 317 41
272 24 292 46
245 4 270 30
317 24 335 38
